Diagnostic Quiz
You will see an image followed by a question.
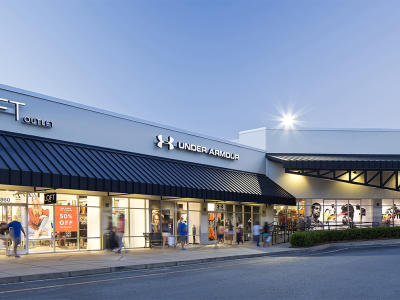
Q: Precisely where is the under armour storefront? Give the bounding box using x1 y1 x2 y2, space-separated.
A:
0 84 294 254
234 128 400 235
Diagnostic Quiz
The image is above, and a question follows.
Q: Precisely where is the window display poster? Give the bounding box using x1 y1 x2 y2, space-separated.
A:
55 206 77 232
151 209 160 233
307 199 370 229
310 201 323 224
322 200 336 224
382 200 400 225
28 194 53 239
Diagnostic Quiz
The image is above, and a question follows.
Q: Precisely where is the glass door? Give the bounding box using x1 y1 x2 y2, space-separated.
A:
215 212 224 243
0 205 6 223
5 205 28 254
0 205 7 251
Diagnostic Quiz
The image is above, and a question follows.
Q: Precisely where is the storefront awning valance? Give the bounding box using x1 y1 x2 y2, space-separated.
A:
267 153 400 170
0 131 295 205
267 153 400 192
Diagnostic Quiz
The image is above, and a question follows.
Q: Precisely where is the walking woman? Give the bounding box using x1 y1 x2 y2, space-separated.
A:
236 222 243 245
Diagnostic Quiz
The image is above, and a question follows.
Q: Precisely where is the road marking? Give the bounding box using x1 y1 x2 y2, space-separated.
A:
2 244 395 294
0 257 299 294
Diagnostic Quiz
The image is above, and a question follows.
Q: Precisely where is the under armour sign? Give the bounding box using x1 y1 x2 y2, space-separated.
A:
156 135 174 150
155 135 239 161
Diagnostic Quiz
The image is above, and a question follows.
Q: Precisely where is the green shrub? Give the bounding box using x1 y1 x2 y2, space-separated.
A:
290 226 400 247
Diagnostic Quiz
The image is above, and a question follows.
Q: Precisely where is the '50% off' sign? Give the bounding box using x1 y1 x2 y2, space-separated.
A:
55 206 77 231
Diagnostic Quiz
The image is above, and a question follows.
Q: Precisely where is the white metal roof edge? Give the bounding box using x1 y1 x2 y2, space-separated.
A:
0 83 266 153
264 127 400 132
238 127 267 134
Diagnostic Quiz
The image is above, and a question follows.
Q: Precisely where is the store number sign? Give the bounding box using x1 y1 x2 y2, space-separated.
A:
215 204 225 211
55 206 77 232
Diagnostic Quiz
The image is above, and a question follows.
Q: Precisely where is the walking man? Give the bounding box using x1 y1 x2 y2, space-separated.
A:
7 219 26 258
178 218 187 250
236 222 244 245
115 213 125 254
253 222 261 247
192 224 196 244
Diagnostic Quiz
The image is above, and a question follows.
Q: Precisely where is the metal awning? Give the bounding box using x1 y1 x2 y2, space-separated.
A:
0 131 295 204
267 153 400 191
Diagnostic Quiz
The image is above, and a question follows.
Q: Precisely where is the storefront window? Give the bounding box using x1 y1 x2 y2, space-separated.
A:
226 205 234 233
188 203 201 244
253 206 260 229
150 200 161 234
113 197 150 249
274 205 288 230
79 196 101 250
301 199 378 230
161 200 174 246
28 193 53 253
394 200 400 225
359 199 372 227
113 198 130 248
26 193 101 253
0 190 28 254
235 205 242 229
297 200 305 218
208 211 216 241
177 202 187 223
382 199 396 226
129 199 149 248
243 208 251 241
208 203 225 241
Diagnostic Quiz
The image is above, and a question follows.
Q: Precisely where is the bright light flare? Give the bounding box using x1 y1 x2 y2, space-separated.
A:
280 113 296 129
270 105 305 129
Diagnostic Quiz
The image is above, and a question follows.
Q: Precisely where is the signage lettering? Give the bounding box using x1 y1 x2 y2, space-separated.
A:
0 197 11 203
0 98 53 128
156 135 240 161
55 206 77 232
44 193 57 204
23 117 53 128
0 98 25 120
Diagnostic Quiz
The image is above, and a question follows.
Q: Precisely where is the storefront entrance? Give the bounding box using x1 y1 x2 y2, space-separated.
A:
208 210 224 241
0 204 28 253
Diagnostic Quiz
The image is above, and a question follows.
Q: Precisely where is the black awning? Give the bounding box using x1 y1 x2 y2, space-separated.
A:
0 131 295 205
267 153 400 170
267 153 400 192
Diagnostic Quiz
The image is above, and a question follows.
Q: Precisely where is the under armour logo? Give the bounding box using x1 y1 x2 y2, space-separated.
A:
156 135 174 150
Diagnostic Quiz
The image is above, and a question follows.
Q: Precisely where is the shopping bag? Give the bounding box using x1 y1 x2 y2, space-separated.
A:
168 236 176 246
266 236 271 243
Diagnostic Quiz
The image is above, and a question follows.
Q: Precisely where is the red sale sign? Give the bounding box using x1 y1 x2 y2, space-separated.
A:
55 206 77 232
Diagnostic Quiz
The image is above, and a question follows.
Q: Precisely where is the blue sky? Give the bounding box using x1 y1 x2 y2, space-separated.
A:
1 0 400 139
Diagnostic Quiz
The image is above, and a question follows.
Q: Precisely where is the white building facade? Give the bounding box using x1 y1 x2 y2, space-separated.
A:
236 127 400 230
0 84 294 254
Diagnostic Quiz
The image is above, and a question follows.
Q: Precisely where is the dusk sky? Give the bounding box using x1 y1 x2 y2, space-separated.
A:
1 0 400 139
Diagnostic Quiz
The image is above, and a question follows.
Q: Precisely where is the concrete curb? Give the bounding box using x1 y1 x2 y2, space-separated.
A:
2 242 400 284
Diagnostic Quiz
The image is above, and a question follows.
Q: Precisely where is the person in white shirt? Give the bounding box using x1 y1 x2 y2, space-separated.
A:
253 222 261 247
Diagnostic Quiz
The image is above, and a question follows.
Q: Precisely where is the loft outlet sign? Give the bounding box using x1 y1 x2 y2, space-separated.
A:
0 98 53 128
156 135 240 161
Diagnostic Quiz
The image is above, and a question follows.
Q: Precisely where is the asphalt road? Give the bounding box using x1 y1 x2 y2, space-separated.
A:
1 245 400 300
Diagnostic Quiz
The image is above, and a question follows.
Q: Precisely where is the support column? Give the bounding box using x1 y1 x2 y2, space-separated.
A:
100 196 112 250
200 201 211 244
372 199 382 226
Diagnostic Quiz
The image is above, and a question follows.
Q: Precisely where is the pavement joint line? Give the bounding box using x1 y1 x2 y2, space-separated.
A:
1 257 268 287
0 257 302 294
0 250 380 290
1 241 399 284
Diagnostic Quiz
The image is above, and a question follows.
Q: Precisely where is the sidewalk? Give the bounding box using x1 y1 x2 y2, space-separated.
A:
1 239 400 284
